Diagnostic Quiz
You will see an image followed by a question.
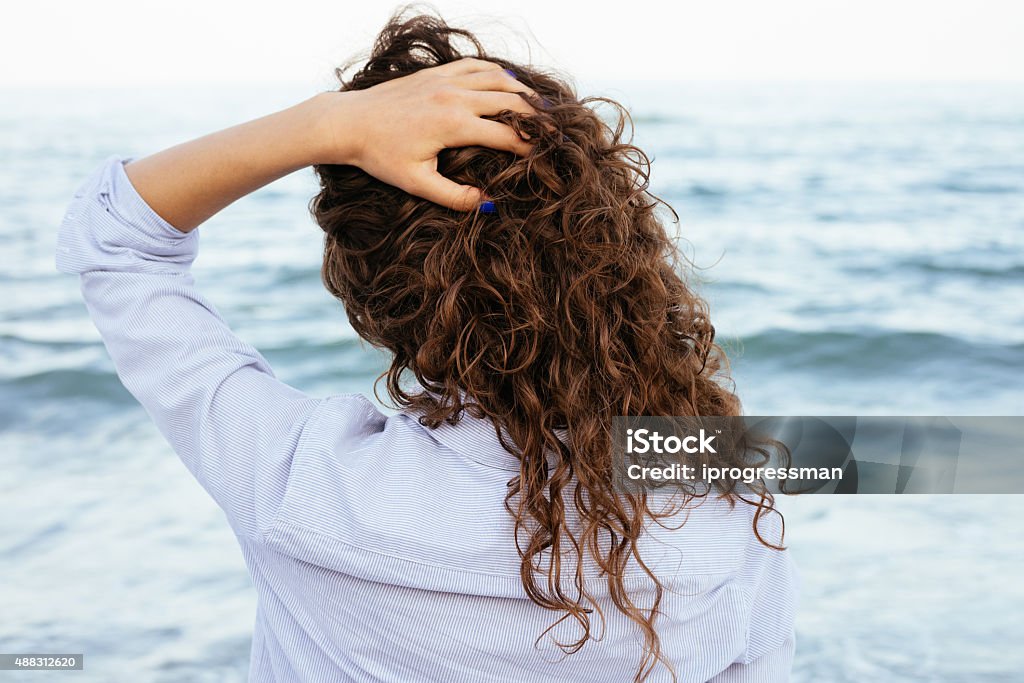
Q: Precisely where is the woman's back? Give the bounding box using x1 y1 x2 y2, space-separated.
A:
245 397 796 682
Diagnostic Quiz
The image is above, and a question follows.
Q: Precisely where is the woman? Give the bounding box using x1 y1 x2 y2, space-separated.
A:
56 12 797 683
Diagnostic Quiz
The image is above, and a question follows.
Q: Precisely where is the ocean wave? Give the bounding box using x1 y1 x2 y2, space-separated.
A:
723 328 1024 373
899 260 1024 281
845 259 1024 281
703 280 771 294
0 332 101 351
929 180 1022 195
5 367 132 403
661 182 732 199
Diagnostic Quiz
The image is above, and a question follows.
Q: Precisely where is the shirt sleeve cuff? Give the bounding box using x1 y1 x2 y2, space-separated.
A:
55 155 199 276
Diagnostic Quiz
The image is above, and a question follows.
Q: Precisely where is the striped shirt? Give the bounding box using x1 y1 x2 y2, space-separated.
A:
55 156 798 682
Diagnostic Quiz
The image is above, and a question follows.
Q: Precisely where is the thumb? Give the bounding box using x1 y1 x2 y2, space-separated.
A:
409 169 485 212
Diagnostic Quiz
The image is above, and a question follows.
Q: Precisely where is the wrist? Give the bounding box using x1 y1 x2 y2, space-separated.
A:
306 91 366 167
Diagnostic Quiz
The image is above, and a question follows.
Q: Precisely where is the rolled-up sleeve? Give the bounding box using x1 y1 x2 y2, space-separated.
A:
55 155 323 542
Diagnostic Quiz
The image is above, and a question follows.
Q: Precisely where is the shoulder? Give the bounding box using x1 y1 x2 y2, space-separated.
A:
300 393 388 446
733 500 799 663
676 496 797 665
637 494 777 581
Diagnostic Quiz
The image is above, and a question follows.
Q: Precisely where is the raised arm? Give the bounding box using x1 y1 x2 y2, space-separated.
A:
55 59 538 541
125 58 538 229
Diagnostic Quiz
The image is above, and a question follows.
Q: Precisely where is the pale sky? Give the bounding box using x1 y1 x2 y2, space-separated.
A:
1 0 1021 87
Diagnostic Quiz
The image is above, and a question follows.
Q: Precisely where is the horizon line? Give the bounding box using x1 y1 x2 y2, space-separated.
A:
4 77 1023 90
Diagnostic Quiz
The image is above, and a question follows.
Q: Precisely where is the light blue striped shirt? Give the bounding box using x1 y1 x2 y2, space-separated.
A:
55 156 798 682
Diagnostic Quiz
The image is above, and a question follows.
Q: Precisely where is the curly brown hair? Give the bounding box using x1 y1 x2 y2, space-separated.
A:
311 10 780 681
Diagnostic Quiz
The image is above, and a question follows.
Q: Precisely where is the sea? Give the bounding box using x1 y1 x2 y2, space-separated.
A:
2 81 1022 681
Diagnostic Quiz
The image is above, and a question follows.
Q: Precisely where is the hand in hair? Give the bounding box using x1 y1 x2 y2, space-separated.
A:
320 57 539 210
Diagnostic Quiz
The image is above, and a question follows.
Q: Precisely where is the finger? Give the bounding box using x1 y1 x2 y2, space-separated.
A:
463 90 537 118
454 69 538 99
450 118 533 157
408 167 485 212
435 57 505 77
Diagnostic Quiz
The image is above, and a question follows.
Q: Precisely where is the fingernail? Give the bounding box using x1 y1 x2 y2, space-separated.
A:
478 201 497 214
503 69 516 78
541 97 552 109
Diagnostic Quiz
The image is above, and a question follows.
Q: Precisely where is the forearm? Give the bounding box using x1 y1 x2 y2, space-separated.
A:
124 92 347 232
123 59 539 225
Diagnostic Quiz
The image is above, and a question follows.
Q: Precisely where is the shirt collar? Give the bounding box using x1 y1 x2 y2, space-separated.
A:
413 406 522 471
402 397 569 472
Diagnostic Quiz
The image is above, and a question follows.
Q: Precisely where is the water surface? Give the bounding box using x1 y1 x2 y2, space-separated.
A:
2 82 1022 681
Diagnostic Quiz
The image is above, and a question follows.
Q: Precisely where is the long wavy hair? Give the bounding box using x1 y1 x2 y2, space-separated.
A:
311 10 780 681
